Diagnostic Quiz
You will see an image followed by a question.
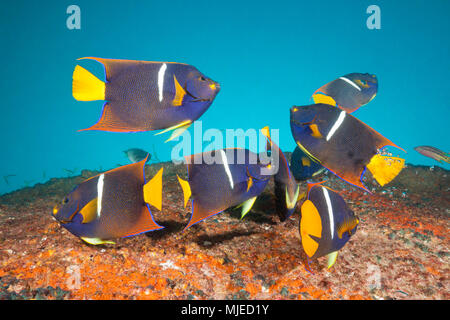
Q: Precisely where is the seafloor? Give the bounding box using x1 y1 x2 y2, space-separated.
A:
0 157 448 300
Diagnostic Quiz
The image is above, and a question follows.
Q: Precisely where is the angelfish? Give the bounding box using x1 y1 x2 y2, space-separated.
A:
72 57 220 141
300 182 359 269
290 103 405 191
52 156 164 245
177 147 274 229
261 127 301 221
312 73 378 113
290 146 326 182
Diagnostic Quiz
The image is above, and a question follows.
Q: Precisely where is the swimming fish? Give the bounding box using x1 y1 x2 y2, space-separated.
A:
52 156 164 245
261 127 300 221
290 146 327 182
72 57 220 141
300 182 359 269
290 104 405 191
312 73 378 113
414 146 449 164
124 148 151 163
177 147 274 229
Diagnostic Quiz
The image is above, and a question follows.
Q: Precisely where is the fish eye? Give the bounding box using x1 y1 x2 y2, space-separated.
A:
62 197 69 204
199 76 206 81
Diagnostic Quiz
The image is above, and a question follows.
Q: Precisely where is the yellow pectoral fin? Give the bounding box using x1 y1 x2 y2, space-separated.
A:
172 75 186 106
176 175 191 208
80 237 115 245
327 251 338 269
143 168 164 211
301 156 311 167
72 65 105 101
246 176 253 192
300 199 322 257
240 196 257 220
366 154 405 186
79 198 98 224
312 93 336 106
337 217 359 239
309 124 323 139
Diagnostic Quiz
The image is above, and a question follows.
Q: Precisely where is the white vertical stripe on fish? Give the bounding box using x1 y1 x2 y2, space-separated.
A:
158 63 167 102
326 110 346 141
97 174 104 218
339 77 361 91
220 149 234 190
322 186 334 239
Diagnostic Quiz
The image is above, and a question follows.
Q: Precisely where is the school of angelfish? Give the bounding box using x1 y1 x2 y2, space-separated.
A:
52 58 412 271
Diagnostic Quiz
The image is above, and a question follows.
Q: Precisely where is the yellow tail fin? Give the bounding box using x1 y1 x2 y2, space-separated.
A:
366 154 405 186
312 93 337 106
143 168 164 211
72 65 105 101
300 199 322 258
176 175 191 208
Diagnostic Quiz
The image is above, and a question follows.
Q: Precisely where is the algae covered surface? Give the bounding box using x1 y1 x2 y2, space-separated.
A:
0 158 448 300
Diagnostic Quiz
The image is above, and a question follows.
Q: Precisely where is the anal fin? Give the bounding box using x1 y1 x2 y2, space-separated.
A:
122 205 164 238
79 102 146 132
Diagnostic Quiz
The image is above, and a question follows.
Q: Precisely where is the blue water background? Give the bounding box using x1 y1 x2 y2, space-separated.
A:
0 0 449 195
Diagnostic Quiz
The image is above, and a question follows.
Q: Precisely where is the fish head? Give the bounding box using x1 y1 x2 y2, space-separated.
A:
290 105 319 139
52 186 83 224
52 178 97 225
185 68 220 102
346 73 378 102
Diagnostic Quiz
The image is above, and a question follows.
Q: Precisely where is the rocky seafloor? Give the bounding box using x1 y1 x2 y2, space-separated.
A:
0 158 448 300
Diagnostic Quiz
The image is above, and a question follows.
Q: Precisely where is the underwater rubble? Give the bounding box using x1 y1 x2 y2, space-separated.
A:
0 157 448 300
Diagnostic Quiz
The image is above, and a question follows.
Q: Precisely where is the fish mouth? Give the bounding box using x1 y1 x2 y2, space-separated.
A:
290 118 305 128
191 97 213 102
56 202 80 225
